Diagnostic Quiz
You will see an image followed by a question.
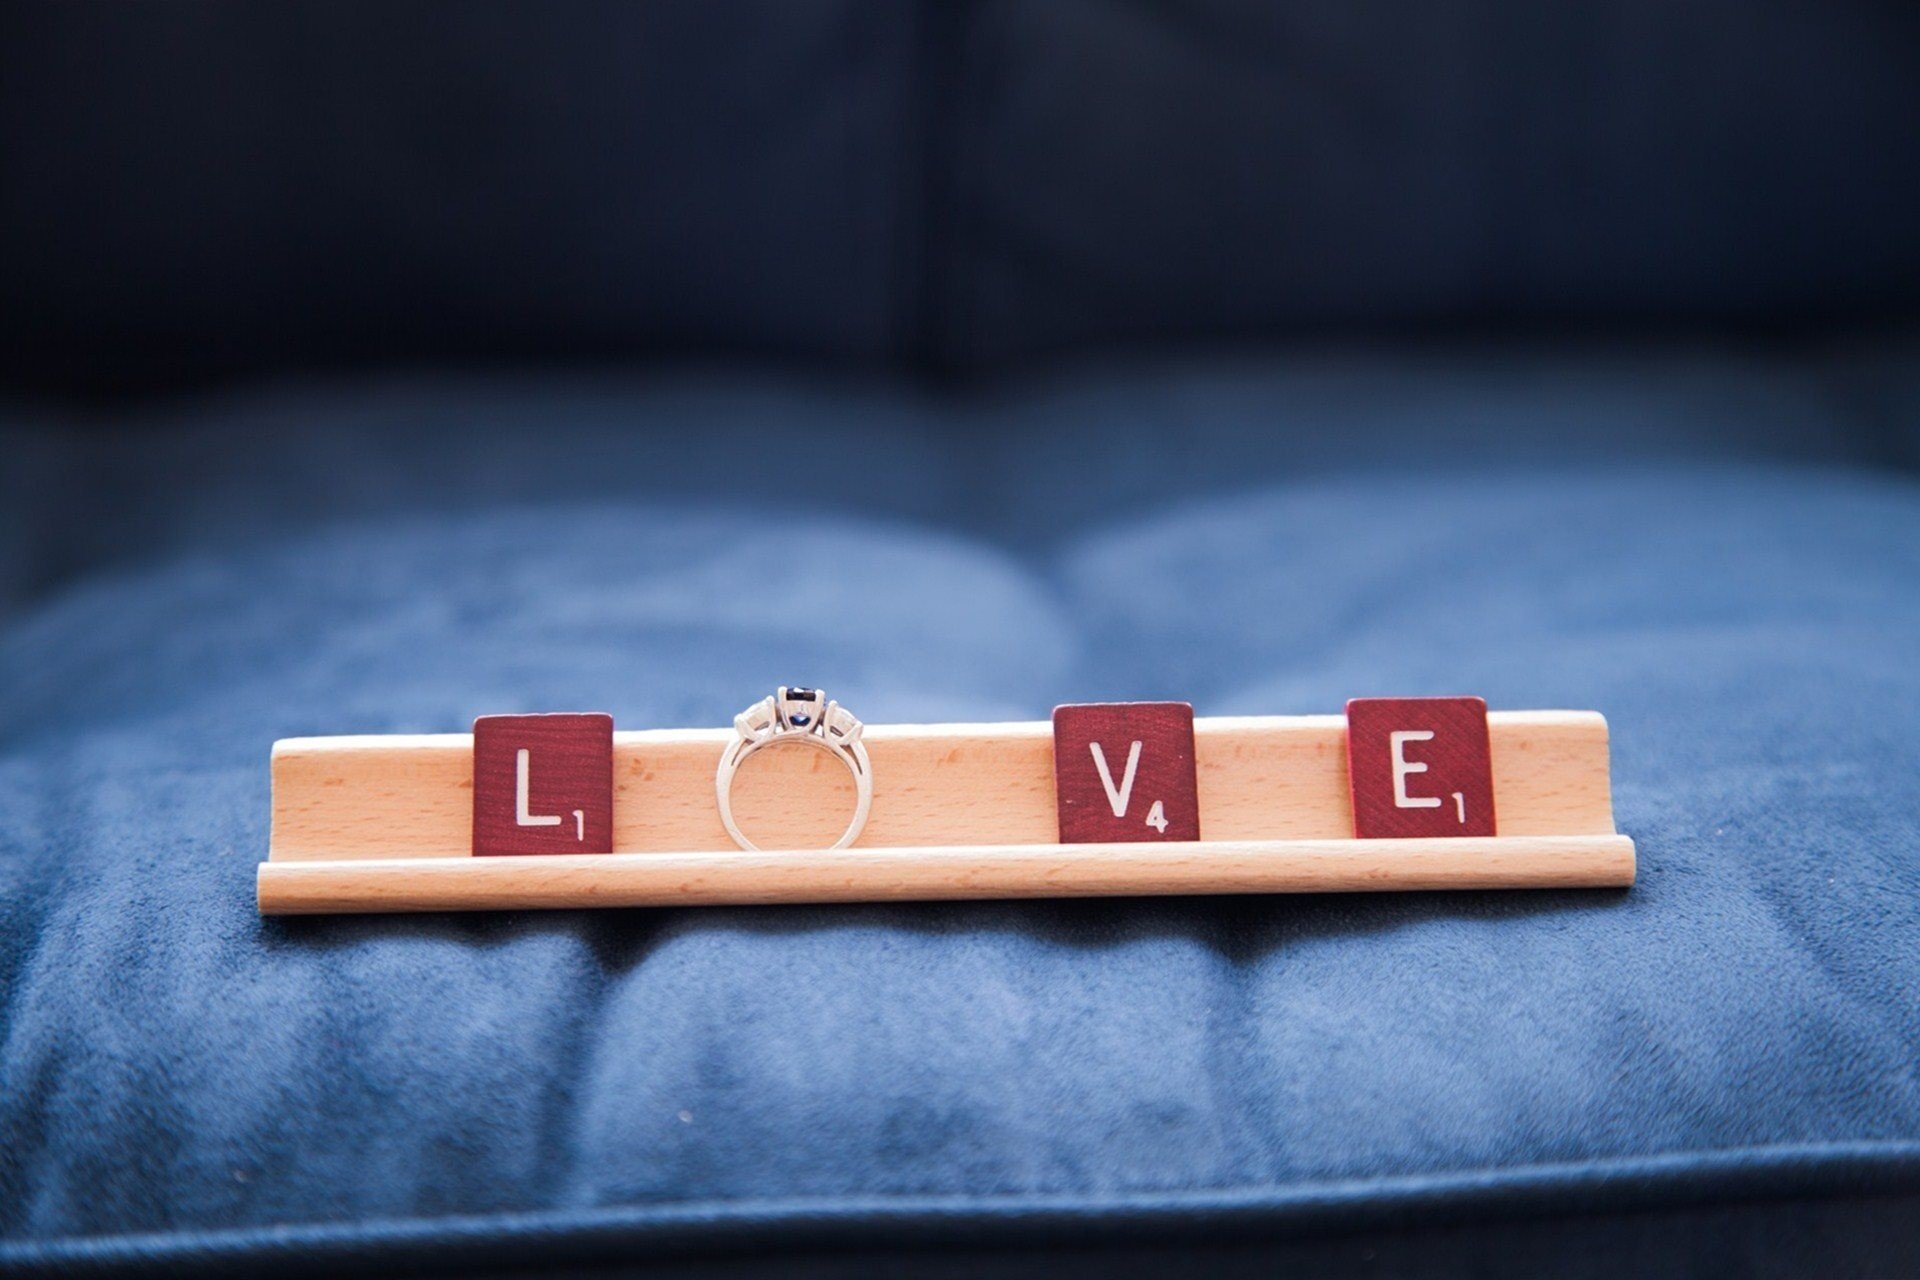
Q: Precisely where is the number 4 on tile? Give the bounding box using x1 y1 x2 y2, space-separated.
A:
1053 702 1200 843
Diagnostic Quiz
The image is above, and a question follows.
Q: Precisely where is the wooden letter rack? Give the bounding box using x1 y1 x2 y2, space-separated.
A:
258 712 1633 914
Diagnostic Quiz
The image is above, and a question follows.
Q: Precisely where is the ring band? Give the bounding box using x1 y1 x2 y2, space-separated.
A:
715 686 872 851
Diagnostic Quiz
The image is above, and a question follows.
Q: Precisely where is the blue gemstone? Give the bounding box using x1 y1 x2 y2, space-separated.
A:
790 714 812 726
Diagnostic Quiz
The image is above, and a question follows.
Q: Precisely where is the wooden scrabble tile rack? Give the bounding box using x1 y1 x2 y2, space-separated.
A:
258 712 1634 914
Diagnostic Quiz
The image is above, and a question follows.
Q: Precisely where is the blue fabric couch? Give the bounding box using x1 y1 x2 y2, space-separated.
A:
2 4 1918 1276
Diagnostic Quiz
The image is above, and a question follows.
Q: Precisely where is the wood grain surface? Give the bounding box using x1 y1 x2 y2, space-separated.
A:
258 835 1636 914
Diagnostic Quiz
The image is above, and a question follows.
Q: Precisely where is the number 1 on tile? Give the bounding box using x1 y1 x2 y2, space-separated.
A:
1346 697 1496 838
472 713 614 856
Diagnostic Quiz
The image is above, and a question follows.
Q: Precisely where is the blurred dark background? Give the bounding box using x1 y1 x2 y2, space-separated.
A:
3 3 1916 625
5 2 1919 388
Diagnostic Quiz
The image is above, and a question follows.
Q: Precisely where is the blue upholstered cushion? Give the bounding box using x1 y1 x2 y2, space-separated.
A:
2 355 1918 1274
0 342 1906 616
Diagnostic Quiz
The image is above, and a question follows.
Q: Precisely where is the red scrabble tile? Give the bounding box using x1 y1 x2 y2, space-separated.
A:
472 713 614 856
1052 702 1201 843
1345 697 1495 838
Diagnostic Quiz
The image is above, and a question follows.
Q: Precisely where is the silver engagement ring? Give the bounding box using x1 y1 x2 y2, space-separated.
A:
715 687 871 851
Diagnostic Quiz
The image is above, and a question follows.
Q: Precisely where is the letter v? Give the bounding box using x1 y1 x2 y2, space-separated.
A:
1088 740 1143 818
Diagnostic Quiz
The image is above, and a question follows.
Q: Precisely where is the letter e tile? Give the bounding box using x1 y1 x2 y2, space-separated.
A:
472 713 615 855
1345 697 1495 838
1052 702 1200 843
